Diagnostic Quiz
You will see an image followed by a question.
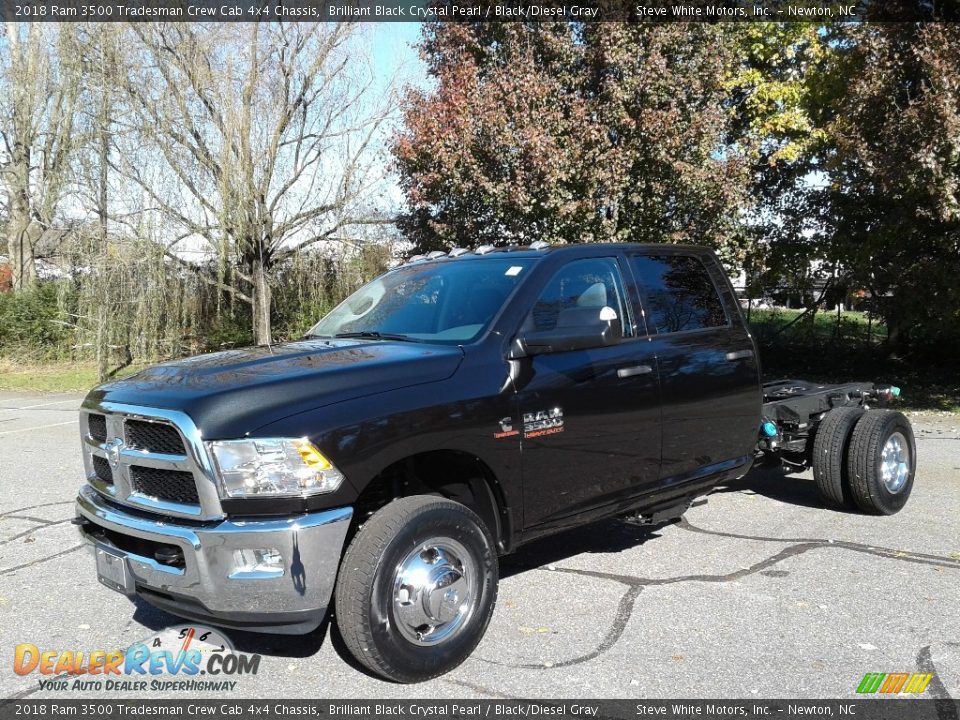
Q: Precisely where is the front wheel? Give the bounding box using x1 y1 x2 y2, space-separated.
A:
847 410 916 515
334 495 499 683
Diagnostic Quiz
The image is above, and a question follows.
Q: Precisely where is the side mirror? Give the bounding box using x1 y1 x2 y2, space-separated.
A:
511 306 622 358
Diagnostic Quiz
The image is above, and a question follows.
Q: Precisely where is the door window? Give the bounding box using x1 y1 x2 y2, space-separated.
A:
524 258 632 338
630 255 728 334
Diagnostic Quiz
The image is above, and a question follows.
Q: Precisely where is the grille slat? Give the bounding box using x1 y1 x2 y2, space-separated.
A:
125 420 185 455
88 414 107 442
130 466 199 505
92 456 113 485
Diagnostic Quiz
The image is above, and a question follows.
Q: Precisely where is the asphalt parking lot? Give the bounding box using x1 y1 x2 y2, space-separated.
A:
1 390 958 700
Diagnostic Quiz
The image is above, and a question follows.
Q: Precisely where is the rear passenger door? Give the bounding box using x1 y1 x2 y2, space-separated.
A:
627 251 760 485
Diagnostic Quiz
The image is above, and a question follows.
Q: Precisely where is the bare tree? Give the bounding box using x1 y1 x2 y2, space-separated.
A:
0 23 80 290
73 24 126 380
115 23 394 345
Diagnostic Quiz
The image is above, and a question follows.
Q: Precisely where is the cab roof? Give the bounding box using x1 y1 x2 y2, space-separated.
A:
404 242 715 265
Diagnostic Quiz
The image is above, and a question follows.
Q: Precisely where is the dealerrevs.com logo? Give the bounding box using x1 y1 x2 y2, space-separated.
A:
13 625 260 693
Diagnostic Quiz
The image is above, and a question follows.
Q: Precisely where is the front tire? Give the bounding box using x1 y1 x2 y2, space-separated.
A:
334 495 499 683
847 410 916 515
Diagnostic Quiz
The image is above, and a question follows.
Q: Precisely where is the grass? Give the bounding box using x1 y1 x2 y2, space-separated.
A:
748 308 888 347
0 360 144 393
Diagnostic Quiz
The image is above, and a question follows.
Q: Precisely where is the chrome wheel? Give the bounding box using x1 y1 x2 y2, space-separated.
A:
392 538 476 646
880 431 910 494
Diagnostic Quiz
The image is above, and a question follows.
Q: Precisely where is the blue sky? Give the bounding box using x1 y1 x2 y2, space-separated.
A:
360 23 429 210
368 23 427 94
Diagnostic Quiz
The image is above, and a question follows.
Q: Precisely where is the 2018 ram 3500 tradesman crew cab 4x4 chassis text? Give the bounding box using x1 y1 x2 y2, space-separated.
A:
74 243 915 682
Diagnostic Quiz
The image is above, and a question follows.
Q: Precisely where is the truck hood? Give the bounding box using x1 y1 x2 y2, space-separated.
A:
85 339 465 438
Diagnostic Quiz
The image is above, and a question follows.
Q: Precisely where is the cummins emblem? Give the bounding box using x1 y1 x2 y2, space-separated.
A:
494 417 518 439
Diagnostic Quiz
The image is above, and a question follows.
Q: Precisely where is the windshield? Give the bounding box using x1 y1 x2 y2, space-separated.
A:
307 258 534 344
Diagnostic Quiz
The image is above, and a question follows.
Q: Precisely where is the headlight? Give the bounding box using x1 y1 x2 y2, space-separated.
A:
208 438 345 498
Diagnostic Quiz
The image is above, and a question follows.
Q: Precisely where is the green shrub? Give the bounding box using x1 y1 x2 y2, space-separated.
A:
273 299 333 343
0 283 73 359
203 310 254 351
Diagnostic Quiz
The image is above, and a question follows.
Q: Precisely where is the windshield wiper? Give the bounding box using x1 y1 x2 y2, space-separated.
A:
333 331 416 342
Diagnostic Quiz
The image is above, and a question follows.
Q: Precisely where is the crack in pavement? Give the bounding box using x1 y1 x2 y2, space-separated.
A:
480 521 958 672
6 514 67 524
678 518 960 569
0 501 74 520
0 518 73 546
479 583 645 671
5 684 41 700
0 544 85 576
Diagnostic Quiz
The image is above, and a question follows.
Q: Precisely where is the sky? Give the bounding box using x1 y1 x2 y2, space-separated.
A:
369 22 425 90
357 23 430 210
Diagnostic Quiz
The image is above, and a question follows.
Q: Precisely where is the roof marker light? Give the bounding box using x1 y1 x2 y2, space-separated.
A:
426 250 447 259
448 247 469 257
530 240 551 251
475 245 496 255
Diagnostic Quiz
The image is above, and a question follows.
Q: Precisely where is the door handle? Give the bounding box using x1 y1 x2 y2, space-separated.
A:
618 364 653 378
726 349 754 361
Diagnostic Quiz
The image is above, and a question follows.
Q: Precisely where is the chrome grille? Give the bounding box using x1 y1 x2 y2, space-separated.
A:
125 419 185 455
88 414 107 442
130 466 199 505
92 455 113 486
80 402 224 521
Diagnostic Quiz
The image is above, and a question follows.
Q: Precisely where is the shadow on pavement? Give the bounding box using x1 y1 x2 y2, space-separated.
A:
710 463 839 512
131 597 331 658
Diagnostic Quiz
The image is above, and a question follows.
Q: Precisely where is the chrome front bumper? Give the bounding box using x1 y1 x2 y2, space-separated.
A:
75 484 353 634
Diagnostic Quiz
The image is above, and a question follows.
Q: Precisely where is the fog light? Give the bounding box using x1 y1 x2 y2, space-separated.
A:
230 548 284 579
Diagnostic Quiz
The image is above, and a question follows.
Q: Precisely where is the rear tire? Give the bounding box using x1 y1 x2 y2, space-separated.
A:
812 406 865 508
334 495 498 683
847 410 916 515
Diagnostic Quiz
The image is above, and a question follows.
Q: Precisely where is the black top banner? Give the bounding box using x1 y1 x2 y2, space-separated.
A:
0 0 957 22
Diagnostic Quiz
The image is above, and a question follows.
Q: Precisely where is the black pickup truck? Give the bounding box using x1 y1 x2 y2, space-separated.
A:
74 243 915 682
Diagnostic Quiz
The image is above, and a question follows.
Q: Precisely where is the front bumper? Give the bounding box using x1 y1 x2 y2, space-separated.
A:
75 484 352 634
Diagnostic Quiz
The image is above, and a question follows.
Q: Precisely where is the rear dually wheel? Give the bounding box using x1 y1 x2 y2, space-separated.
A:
812 406 865 509
846 410 916 515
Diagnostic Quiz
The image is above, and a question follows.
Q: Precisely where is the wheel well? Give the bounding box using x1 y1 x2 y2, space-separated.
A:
352 451 508 551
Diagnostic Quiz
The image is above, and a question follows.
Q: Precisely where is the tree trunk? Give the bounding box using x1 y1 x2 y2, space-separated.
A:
95 51 111 383
251 259 272 346
96 305 109 382
6 221 37 290
6 142 36 290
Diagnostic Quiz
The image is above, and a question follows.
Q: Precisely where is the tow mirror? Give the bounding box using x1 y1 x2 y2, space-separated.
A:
511 306 622 358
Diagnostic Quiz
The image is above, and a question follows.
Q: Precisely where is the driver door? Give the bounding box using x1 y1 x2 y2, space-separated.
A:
513 257 662 530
